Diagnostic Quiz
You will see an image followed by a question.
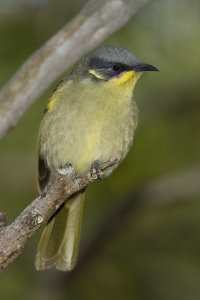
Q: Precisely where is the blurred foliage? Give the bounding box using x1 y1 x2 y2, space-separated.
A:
0 0 200 299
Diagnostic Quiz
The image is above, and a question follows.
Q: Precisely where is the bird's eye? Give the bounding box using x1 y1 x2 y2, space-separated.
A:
112 64 121 72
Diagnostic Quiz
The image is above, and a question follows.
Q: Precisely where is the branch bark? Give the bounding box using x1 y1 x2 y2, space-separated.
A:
0 0 151 139
0 158 117 273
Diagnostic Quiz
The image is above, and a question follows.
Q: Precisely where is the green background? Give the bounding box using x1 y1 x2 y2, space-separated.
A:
0 0 200 299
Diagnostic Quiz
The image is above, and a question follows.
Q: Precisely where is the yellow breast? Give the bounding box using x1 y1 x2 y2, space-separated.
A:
39 72 139 176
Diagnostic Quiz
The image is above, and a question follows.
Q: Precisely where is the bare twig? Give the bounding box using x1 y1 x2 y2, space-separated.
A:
0 158 117 273
0 0 151 139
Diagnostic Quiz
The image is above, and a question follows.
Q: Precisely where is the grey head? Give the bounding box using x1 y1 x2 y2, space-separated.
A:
72 45 158 80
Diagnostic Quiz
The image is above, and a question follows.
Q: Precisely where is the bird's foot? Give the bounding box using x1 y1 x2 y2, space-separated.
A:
58 162 73 175
90 160 104 181
63 162 72 168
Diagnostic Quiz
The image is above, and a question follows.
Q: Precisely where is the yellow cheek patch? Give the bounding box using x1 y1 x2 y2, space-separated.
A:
89 69 105 80
111 70 142 86
114 71 134 85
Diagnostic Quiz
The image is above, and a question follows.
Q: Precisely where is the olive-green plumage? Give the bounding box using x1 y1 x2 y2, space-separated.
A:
35 45 158 271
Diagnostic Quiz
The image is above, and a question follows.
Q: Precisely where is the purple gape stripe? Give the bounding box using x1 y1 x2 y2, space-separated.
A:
110 71 126 80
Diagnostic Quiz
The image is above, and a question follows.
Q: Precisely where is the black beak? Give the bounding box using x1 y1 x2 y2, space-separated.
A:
134 63 159 72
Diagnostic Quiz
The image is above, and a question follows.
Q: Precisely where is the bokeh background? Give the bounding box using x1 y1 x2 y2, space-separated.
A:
0 0 200 299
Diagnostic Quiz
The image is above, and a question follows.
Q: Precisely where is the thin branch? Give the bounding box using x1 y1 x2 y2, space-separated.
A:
29 166 200 300
0 158 117 273
0 0 151 139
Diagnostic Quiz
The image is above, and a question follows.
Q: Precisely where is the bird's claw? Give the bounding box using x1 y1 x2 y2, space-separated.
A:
90 160 104 181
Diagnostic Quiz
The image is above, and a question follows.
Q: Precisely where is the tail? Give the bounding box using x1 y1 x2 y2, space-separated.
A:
35 190 85 271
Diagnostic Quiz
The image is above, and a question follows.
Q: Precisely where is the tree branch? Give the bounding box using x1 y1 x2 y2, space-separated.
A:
0 0 151 139
0 158 117 273
28 166 200 300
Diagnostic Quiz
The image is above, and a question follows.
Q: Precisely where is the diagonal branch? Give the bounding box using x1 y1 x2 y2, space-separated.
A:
28 165 200 300
0 0 151 139
0 158 117 273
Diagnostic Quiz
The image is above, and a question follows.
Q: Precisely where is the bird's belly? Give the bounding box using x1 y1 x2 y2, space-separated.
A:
40 86 138 177
46 114 135 177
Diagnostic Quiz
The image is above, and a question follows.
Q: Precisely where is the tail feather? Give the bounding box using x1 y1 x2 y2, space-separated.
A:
35 190 85 271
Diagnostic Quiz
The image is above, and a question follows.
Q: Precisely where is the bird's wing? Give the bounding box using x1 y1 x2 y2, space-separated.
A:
37 139 50 193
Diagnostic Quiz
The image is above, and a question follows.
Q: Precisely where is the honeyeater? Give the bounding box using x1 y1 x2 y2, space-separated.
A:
35 45 158 271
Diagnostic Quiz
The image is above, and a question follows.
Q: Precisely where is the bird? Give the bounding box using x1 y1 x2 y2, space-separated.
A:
35 45 158 271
